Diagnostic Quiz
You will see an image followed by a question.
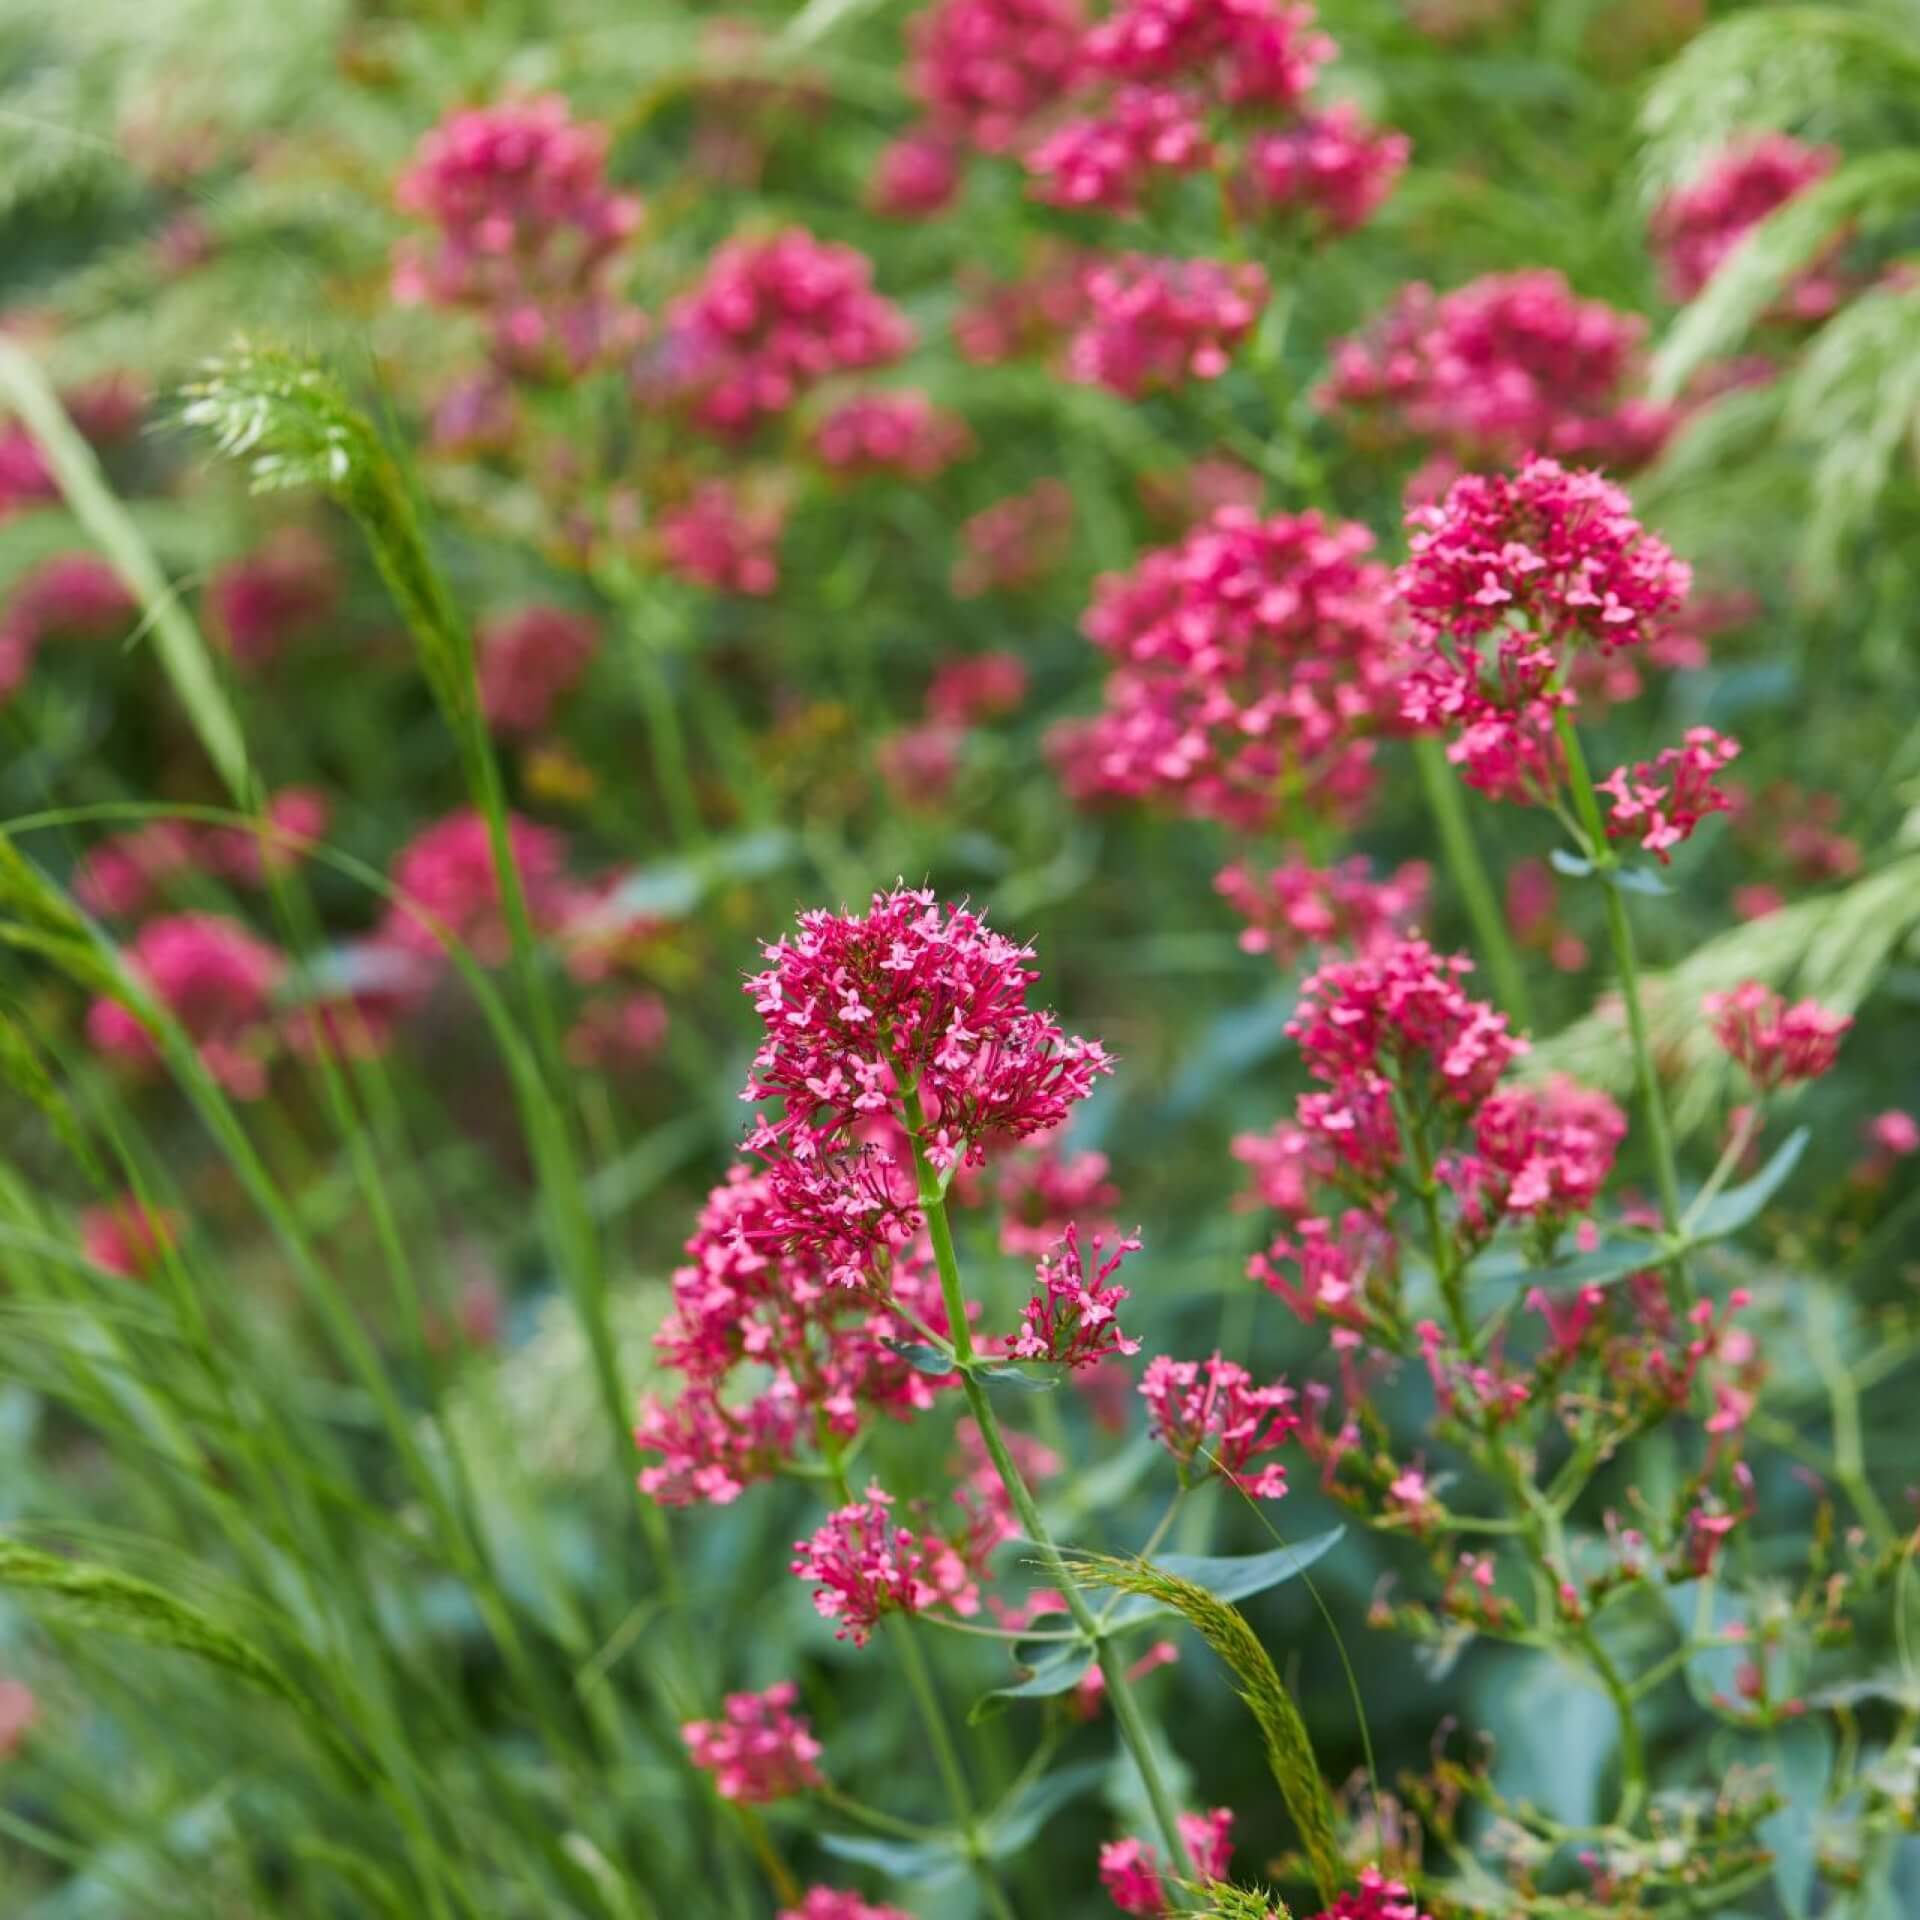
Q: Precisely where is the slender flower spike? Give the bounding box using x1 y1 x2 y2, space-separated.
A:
1704 983 1851 1090
790 1484 980 1645
741 887 1112 1172
1141 1352 1298 1496
1013 1223 1142 1368
682 1682 824 1802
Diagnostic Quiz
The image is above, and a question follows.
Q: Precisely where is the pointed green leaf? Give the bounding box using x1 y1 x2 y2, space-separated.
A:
971 1644 1097 1721
1689 1127 1809 1240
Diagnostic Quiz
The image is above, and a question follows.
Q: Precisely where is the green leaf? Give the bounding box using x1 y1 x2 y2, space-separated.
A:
1688 1128 1809 1240
976 1363 1058 1393
1150 1529 1345 1606
1550 849 1594 878
971 1645 1097 1721
986 1760 1105 1855
1608 865 1672 898
887 1342 957 1377
818 1831 964 1883
1473 1236 1663 1295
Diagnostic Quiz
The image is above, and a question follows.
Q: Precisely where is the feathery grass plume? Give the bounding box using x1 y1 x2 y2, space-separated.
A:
1651 154 1920 401
1639 7 1920 198
1063 1550 1343 1906
180 342 476 728
1199 1882 1291 1919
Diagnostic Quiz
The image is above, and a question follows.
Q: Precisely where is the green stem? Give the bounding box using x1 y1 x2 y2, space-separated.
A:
1413 735 1533 1032
900 1088 1197 1887
1555 710 1688 1301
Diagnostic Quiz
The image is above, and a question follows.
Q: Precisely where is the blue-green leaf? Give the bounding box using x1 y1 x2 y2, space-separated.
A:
1608 865 1671 898
971 1645 1097 1721
886 1342 956 1377
1110 1528 1345 1625
975 1363 1057 1393
1688 1128 1809 1241
818 1831 963 1882
986 1760 1105 1855
1550 849 1594 878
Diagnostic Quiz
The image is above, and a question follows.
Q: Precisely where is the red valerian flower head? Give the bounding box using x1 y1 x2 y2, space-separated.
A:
79 1196 182 1280
1249 1208 1391 1327
1141 1351 1297 1496
1597 726 1739 861
72 823 200 919
1305 1867 1436 1920
868 131 962 217
925 651 1029 725
682 1682 824 1802
790 1483 981 1645
658 481 784 596
1703 982 1851 1090
1236 104 1410 234
996 1138 1120 1255
741 887 1111 1170
204 528 339 669
1085 0 1333 105
811 390 973 480
1012 1223 1142 1367
1215 856 1429 967
952 480 1075 597
1026 86 1214 214
0 552 139 701
382 808 575 965
908 0 1087 154
477 604 599 735
1448 1074 1626 1232
1068 254 1270 395
85 913 285 1099
1651 135 1840 310
1099 1808 1235 1915
658 228 912 438
780 1892 914 1920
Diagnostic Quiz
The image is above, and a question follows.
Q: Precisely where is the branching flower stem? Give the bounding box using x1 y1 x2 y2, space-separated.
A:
898 1083 1199 1888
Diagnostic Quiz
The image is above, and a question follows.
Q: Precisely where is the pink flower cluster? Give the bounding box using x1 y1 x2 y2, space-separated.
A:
781 1893 913 1920
811 390 973 479
1394 459 1693 805
926 651 1029 725
477 604 599 735
908 0 1088 154
868 131 963 217
1704 983 1851 1090
1235 104 1409 232
1309 1870 1436 1920
1598 725 1740 861
0 376 141 521
635 1162 954 1504
1651 135 1841 314
0 552 137 701
1442 1075 1627 1238
1140 1351 1297 1496
393 95 643 375
681 1682 824 1802
75 789 328 918
1319 271 1671 473
742 887 1111 1177
1057 507 1401 830
86 912 286 1099
1085 0 1331 106
1099 1807 1234 1915
1028 85 1214 213
993 1136 1118 1254
952 479 1075 596
874 652 1028 811
790 1484 980 1645
1065 254 1270 396
1012 1223 1143 1368
659 229 912 438
1214 855 1429 967
204 528 339 669
658 482 784 597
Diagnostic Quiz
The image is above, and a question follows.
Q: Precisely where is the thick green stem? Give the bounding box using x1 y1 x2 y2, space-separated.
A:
1413 735 1533 1032
900 1090 1197 1885
1555 710 1688 1300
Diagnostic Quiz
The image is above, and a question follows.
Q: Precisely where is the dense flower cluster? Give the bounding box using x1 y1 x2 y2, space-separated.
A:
86 913 286 1099
790 1484 980 1645
1028 85 1214 212
1141 1351 1297 1495
1395 459 1693 804
658 229 912 438
1597 725 1739 860
75 791 327 918
868 131 962 217
1319 271 1671 474
393 95 643 374
1099 1808 1235 1915
477 604 599 735
1443 1075 1627 1236
908 0 1087 154
1084 0 1330 105
382 808 575 965
781 1892 913 1920
682 1682 824 1802
952 479 1075 596
811 390 973 479
1066 254 1270 395
926 651 1028 724
1012 1224 1142 1367
1057 506 1401 829
636 1163 955 1503
1215 855 1429 966
1651 135 1841 312
1235 105 1410 231
1704 982 1851 1089
658 482 784 597
1309 1870 1436 1920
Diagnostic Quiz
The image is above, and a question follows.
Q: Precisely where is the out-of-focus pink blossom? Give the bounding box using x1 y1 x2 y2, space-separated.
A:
566 990 669 1071
953 480 1075 597
204 528 340 669
1305 1868 1437 1920
73 824 200 919
682 1682 824 1802
85 913 285 1099
909 0 1087 153
953 251 1096 364
382 808 574 964
1215 856 1429 966
812 390 972 479
868 130 963 216
875 721 965 810
780 1892 914 1920
791 1484 980 1645
1236 103 1409 233
79 1196 182 1280
659 482 784 596
926 651 1028 725
1651 136 1841 313
1027 86 1213 213
658 229 911 438
1067 254 1269 395
0 552 138 700
997 1141 1119 1255
1704 983 1850 1089
1855 1110 1920 1187
201 788 332 888
478 605 599 735
0 1678 37 1759
1086 0 1333 105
